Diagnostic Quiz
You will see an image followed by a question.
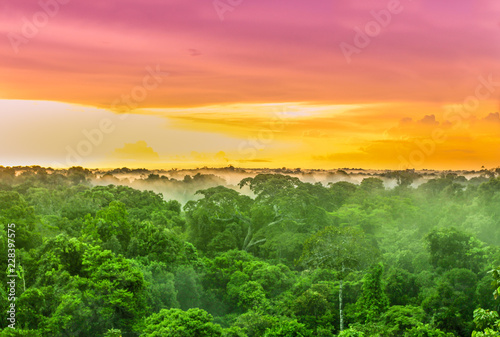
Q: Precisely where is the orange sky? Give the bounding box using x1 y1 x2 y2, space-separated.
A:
1 0 499 170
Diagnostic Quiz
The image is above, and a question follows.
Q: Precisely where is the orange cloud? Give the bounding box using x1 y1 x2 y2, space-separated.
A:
110 141 160 161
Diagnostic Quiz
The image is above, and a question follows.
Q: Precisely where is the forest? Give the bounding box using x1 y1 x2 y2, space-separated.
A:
1 166 500 337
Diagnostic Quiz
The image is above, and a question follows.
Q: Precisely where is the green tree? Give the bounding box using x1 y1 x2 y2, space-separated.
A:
380 305 426 336
138 261 179 312
472 267 500 336
327 181 357 210
174 265 203 310
263 319 312 336
140 308 223 337
184 186 253 254
298 226 377 332
234 311 278 337
82 201 131 253
422 268 477 336
385 268 420 306
0 191 41 250
28 235 147 336
355 263 389 323
472 308 500 336
426 227 484 273
238 174 302 200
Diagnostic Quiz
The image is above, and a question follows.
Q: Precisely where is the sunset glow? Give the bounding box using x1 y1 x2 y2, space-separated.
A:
1 0 499 169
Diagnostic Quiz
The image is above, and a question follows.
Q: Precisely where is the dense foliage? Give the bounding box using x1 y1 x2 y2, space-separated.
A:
1 166 500 336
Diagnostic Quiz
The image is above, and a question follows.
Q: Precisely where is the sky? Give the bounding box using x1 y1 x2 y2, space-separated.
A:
1 0 499 170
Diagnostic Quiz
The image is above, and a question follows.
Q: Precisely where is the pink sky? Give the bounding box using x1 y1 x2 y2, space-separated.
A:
1 0 499 169
2 0 498 107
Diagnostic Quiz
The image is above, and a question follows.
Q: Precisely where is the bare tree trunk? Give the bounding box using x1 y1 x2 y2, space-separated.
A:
242 222 253 250
339 278 343 332
339 262 345 332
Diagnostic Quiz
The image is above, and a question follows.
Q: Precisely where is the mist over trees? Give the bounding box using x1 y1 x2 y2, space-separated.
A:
1 165 500 336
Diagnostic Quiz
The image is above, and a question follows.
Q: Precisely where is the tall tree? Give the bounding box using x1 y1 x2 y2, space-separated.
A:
355 263 389 323
298 226 377 332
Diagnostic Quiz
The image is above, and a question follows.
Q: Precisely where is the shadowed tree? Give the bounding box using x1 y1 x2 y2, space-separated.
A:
425 227 485 273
